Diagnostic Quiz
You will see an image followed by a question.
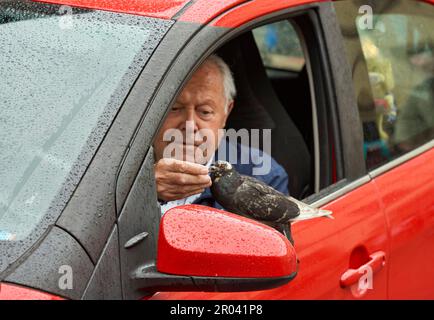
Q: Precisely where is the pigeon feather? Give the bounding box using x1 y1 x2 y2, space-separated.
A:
209 161 333 225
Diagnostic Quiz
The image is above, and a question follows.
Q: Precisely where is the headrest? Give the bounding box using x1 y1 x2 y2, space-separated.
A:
217 32 276 130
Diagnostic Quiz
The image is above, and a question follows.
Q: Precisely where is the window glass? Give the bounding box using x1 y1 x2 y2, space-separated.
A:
251 17 339 197
334 0 434 170
0 0 172 242
253 20 306 72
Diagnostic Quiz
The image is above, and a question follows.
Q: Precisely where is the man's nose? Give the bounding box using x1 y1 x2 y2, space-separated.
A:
179 109 199 132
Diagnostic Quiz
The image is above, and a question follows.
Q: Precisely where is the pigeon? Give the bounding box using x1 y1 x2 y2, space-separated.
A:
209 160 333 244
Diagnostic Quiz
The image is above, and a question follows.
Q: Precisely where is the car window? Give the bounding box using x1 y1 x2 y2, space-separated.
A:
253 20 306 72
0 0 172 242
334 0 434 170
249 16 341 198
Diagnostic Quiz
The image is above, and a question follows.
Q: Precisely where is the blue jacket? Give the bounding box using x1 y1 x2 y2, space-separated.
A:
193 140 289 209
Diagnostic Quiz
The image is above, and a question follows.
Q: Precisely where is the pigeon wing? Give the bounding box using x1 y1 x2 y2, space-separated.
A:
232 176 300 222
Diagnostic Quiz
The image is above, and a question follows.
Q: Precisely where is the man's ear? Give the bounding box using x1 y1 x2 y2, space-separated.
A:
227 100 234 115
223 101 234 128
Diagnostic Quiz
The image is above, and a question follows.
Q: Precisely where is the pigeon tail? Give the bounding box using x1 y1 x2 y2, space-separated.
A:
287 196 334 222
290 208 334 222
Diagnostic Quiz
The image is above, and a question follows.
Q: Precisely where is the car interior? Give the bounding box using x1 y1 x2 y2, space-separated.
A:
217 21 315 200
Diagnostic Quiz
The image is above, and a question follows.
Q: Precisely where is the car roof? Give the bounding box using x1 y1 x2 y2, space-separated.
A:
31 0 247 20
31 0 434 22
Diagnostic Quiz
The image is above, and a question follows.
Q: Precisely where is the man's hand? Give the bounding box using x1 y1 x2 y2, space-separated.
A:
155 158 212 202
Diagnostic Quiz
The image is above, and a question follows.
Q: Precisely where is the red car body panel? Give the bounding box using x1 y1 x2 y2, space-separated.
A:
31 0 434 24
0 283 63 300
152 181 390 300
180 0 325 27
32 0 191 19
176 0 246 25
372 148 434 299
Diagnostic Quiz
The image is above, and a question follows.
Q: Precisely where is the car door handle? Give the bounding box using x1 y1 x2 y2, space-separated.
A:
340 251 386 288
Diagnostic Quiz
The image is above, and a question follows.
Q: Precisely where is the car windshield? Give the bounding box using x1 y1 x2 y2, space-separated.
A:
0 0 171 242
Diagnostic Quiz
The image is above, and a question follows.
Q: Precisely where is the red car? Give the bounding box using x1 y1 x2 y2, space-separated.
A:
0 0 434 300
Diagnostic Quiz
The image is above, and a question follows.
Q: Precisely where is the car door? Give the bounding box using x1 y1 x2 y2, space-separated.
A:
334 0 434 299
148 0 390 300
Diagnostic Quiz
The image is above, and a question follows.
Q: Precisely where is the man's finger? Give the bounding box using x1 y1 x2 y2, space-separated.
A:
164 183 210 195
163 172 211 186
182 188 206 198
163 188 206 201
163 158 209 175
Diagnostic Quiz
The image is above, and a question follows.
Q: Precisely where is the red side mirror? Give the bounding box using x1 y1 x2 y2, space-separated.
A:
153 204 297 291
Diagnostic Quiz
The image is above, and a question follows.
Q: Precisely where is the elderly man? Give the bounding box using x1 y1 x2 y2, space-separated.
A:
153 54 288 213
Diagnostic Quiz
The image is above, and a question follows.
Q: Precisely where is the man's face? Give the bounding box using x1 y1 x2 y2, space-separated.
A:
154 61 233 164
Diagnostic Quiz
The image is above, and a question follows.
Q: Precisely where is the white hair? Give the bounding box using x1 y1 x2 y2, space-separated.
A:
205 54 236 113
